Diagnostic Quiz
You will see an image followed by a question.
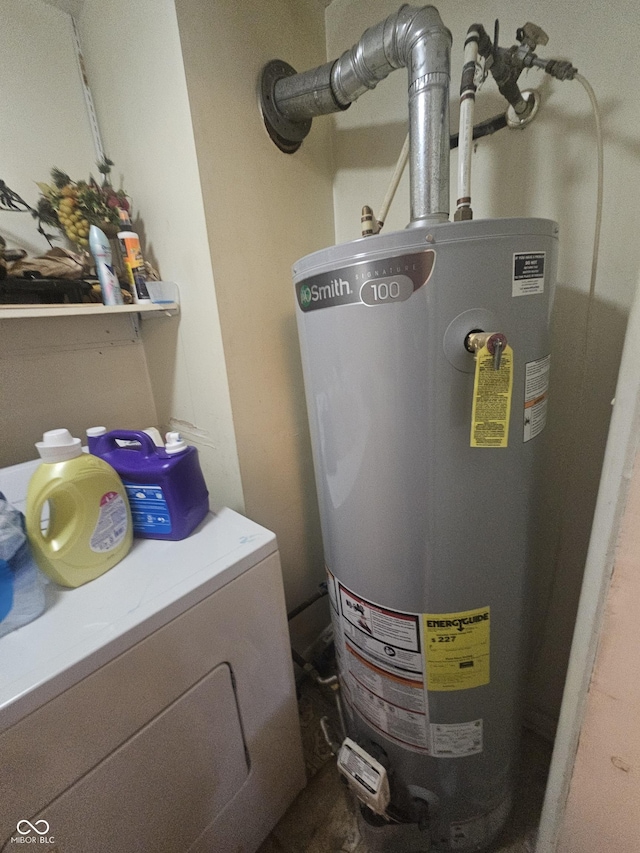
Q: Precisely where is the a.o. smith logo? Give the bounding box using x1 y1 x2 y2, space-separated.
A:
299 284 312 308
300 277 351 309
295 250 435 313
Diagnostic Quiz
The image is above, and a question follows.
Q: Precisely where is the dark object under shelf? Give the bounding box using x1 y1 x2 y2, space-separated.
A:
0 277 93 305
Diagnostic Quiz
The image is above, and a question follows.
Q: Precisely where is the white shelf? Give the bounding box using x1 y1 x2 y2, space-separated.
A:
0 301 179 319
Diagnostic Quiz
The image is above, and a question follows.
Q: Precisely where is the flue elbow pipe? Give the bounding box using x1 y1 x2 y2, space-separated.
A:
262 5 452 227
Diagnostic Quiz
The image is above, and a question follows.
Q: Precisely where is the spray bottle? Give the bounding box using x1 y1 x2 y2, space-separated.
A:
89 225 124 306
117 209 151 303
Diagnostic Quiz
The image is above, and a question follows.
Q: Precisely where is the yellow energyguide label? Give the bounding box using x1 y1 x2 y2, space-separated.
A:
424 607 490 691
470 344 513 447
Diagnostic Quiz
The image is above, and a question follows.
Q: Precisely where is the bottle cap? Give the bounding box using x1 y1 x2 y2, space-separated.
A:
86 426 107 438
36 429 83 462
143 427 165 447
118 207 132 227
165 431 188 454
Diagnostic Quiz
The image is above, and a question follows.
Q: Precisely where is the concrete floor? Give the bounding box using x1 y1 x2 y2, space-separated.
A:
259 681 553 853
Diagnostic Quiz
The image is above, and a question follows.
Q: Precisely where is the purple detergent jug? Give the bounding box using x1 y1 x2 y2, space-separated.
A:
89 430 209 541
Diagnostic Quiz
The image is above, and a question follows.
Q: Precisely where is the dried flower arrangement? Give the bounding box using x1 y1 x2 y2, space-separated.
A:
35 158 130 248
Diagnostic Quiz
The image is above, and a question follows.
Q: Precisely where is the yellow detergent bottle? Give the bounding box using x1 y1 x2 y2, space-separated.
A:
26 429 133 588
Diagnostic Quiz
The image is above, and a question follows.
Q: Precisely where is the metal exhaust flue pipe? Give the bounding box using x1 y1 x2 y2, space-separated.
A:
260 5 452 227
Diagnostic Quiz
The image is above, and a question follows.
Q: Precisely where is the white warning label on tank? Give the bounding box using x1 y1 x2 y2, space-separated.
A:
524 354 550 442
339 585 422 676
339 586 419 651
430 720 483 757
337 582 431 753
327 570 346 673
347 647 429 750
348 647 426 713
326 567 339 615
342 616 423 677
513 251 545 296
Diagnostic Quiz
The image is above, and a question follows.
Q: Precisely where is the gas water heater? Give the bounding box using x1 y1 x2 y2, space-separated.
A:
261 5 576 851
294 217 556 851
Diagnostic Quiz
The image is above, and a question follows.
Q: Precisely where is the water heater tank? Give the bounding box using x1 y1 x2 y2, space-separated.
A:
293 217 557 851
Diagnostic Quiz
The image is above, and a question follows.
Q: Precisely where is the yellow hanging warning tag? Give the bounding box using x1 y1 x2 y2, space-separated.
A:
470 344 513 448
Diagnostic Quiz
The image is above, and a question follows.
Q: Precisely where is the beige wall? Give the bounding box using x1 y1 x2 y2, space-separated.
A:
0 0 95 255
79 0 336 645
0 314 157 466
174 0 335 634
537 276 640 850
326 0 640 729
77 0 245 513
0 0 157 463
556 431 640 850
2 0 333 645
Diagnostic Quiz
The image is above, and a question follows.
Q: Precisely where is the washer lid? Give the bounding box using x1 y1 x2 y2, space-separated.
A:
0 458 277 731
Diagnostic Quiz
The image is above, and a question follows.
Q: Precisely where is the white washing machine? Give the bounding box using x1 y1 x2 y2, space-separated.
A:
0 459 305 852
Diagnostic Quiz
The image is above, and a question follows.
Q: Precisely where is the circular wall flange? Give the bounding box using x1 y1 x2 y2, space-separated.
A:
260 60 312 153
506 89 541 129
443 308 501 373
